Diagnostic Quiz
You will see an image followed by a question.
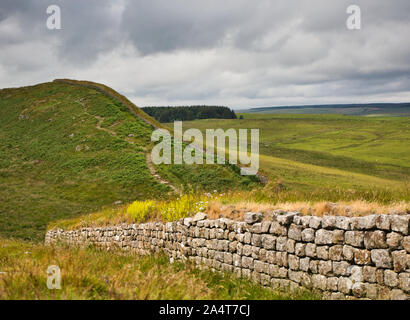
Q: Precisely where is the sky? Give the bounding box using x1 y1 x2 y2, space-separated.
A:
1 0 410 109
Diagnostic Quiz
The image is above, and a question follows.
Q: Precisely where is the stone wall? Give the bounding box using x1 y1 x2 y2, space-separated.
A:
45 212 410 300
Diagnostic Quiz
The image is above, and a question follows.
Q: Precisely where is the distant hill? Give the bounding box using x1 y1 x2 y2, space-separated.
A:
0 80 254 240
142 106 237 122
239 103 410 116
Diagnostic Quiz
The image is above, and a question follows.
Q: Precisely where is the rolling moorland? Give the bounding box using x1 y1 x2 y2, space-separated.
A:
181 113 410 202
240 103 410 116
1 80 409 299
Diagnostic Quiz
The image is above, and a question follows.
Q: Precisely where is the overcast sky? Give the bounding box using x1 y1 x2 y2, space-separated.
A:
1 0 410 109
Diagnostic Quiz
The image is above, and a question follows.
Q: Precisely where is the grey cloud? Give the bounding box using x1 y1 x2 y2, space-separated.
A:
0 0 409 107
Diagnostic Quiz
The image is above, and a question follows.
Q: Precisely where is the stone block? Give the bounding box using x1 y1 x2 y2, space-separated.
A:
371 249 392 268
315 229 333 245
345 231 364 247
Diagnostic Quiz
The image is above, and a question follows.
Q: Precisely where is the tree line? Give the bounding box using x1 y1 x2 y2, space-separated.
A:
142 106 237 122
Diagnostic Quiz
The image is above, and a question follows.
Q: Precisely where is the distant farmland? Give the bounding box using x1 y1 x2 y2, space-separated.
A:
239 103 410 116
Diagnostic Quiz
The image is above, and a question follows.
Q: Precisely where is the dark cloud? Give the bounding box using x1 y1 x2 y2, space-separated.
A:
0 0 409 107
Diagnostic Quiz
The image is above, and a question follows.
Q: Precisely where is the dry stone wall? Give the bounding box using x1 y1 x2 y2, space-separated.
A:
45 212 410 300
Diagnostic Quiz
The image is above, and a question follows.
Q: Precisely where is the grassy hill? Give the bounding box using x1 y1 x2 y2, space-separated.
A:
0 80 254 241
181 113 410 202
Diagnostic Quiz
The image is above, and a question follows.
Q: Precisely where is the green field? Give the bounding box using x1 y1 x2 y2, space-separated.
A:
0 82 253 241
181 113 410 202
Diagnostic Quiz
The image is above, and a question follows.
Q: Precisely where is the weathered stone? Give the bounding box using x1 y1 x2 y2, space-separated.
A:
376 269 385 285
338 277 352 294
351 215 377 230
277 211 299 226
305 243 317 258
254 260 267 273
330 292 345 300
288 270 302 283
377 285 391 300
276 252 288 267
390 215 409 234
183 218 193 226
261 234 276 250
386 232 403 249
364 231 387 249
329 245 343 261
244 232 251 244
251 234 261 247
309 260 319 273
251 246 260 259
286 239 295 253
250 223 262 234
392 250 407 272
345 231 364 247
228 241 238 253
288 254 300 270
244 212 263 225
390 289 407 300
288 224 303 241
352 281 366 298
299 257 310 272
47 214 410 301
402 236 410 253
322 215 336 229
398 272 409 292
301 228 315 242
261 221 271 233
193 212 208 222
276 236 287 251
300 216 311 227
266 251 276 264
315 229 333 245
375 215 391 231
318 260 332 275
269 221 287 236
354 249 371 265
333 261 350 276
327 277 339 291
333 230 345 244
224 252 233 264
312 274 327 290
233 253 241 268
295 243 306 257
309 216 322 229
384 270 399 288
335 216 351 230
371 249 392 268
365 283 378 299
363 266 377 283
241 256 253 269
342 245 355 261
259 248 267 262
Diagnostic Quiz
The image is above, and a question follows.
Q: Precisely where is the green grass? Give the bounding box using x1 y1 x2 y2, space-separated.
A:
0 81 254 241
0 238 319 300
180 113 410 202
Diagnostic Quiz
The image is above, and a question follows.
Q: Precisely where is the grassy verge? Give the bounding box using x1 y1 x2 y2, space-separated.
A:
48 191 409 231
0 238 318 300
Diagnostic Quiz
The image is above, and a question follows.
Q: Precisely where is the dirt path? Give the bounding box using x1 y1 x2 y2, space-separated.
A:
76 98 180 194
145 153 181 194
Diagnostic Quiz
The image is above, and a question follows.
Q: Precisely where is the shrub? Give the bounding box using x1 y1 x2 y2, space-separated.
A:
126 200 156 222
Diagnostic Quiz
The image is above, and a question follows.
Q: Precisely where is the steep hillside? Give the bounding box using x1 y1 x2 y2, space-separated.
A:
0 80 255 240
